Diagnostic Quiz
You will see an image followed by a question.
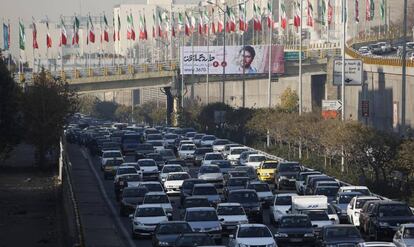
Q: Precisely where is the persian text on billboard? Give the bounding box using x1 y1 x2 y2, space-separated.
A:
180 45 285 75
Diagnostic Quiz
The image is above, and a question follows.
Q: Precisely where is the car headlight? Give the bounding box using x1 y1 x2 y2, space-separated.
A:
266 243 276 247
238 244 248 247
275 233 288 237
304 233 314 237
379 222 389 227
239 220 249 224
158 241 169 246
278 176 287 181
326 245 337 247
210 226 222 231
133 221 143 226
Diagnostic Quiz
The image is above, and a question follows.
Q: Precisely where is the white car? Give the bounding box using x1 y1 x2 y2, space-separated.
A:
201 152 224 166
393 223 414 247
200 135 216 147
244 154 267 169
113 166 141 182
163 133 178 147
137 159 158 173
217 203 249 232
228 224 276 247
178 140 194 149
130 204 168 238
302 210 336 230
212 139 231 152
159 164 184 183
222 144 243 158
227 147 249 165
347 195 380 226
270 193 297 224
295 171 321 195
164 172 191 195
142 192 173 219
338 186 371 196
197 165 224 190
100 150 123 169
178 144 197 160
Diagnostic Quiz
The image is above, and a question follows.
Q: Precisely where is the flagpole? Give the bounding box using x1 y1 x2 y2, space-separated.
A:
299 0 303 116
242 2 246 108
341 0 347 172
207 9 210 105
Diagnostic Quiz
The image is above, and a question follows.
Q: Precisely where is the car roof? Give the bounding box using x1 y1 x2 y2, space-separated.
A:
229 189 257 194
186 207 216 212
340 186 369 189
163 164 182 168
138 159 156 162
138 204 164 209
102 150 121 153
248 181 268 185
275 193 297 197
359 242 396 247
168 172 189 175
238 223 268 228
118 166 136 169
217 203 242 207
337 192 362 196
145 192 167 196
402 223 414 228
322 224 358 229
140 181 162 185
186 196 209 200
355 196 379 200
193 183 215 188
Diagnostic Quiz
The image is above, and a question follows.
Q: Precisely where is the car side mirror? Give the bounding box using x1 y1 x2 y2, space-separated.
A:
330 218 336 222
219 218 225 222
312 224 318 228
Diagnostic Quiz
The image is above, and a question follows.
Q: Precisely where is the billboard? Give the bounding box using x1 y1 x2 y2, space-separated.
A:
180 45 285 75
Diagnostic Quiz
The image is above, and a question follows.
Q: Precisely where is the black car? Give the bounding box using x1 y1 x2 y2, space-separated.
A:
174 233 215 247
180 196 211 218
233 166 258 180
114 173 142 201
145 153 166 169
223 177 250 199
119 186 148 216
152 221 193 247
135 143 155 157
193 147 213 166
275 214 316 247
180 179 207 204
276 162 303 190
227 189 263 223
365 201 414 240
316 225 364 247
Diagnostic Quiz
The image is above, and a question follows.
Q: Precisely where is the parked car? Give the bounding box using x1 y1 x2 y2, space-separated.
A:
152 221 193 247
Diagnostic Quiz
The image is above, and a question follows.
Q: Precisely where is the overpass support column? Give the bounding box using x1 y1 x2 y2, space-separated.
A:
164 87 174 126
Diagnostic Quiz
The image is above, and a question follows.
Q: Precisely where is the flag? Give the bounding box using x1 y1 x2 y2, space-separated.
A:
211 8 216 34
355 0 360 23
366 0 374 21
19 20 25 50
46 19 52 48
162 12 170 38
152 12 156 38
3 22 10 50
127 13 135 40
32 19 39 49
88 15 95 43
266 1 273 28
253 3 262 31
239 3 247 32
328 0 333 24
59 17 67 46
321 0 327 26
380 0 385 21
103 14 109 42
158 11 163 37
198 11 203 35
294 1 301 28
139 13 145 39
143 15 148 40
280 1 287 29
171 14 176 37
203 10 209 34
117 14 121 41
72 16 80 45
370 0 375 20
217 11 224 33
113 16 116 41
178 13 184 32
307 0 314 27
226 6 236 32
185 12 191 36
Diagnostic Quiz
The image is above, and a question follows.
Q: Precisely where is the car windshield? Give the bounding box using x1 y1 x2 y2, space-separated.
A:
138 160 156 167
279 164 301 172
152 141 164 146
103 152 122 158
262 162 278 169
338 195 358 204
304 211 329 221
147 135 162 140
185 199 210 208
404 227 414 238
316 187 339 196
228 178 249 187
249 184 271 192
163 166 183 173
217 206 245 216
181 145 196 151
194 135 205 139
175 235 214 247
238 226 272 238
199 166 220 173
194 149 212 155
186 210 218 221
168 173 190 181
249 156 266 162
156 223 192 235
280 216 311 228
275 196 292 205
137 144 153 150
182 180 203 189
356 198 378 209
122 174 141 182
325 227 361 239
147 155 163 161
205 154 223 160
142 183 163 192
214 140 229 145
215 162 232 169
123 188 147 197
379 205 412 217
105 159 123 166
193 186 217 195
344 189 370 196
136 207 165 217
229 172 248 177
160 150 175 156
203 136 215 141
231 149 248 155
144 195 169 204
229 192 259 203
118 168 137 175
165 134 178 140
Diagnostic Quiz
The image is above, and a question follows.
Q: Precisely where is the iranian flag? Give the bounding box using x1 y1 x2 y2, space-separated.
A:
366 0 374 21
143 15 148 40
217 11 224 33
185 12 191 36
253 3 262 31
203 10 209 34
46 19 52 48
321 0 327 26
355 0 360 23
127 13 135 40
103 14 109 42
380 0 385 21
266 1 273 28
32 19 39 49
280 1 287 30
239 3 247 32
226 6 236 32
158 11 163 37
171 14 176 37
88 15 95 43
162 12 170 39
211 8 216 34
72 16 80 45
152 12 156 38
294 0 301 29
59 17 67 46
117 14 121 41
198 11 204 35
19 20 25 50
328 0 333 24
306 0 314 27
139 14 146 40
178 13 184 32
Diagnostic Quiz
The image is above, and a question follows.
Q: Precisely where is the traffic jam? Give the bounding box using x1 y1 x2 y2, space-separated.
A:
65 117 414 247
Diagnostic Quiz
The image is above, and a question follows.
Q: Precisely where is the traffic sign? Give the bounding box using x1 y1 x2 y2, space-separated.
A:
322 100 342 111
333 59 363 86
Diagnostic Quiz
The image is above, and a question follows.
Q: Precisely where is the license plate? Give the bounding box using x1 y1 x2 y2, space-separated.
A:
227 226 236 229
290 238 302 242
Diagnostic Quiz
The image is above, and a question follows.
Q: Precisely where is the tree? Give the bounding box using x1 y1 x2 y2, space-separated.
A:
78 95 99 116
278 87 299 113
23 69 78 169
0 54 22 163
114 105 132 122
92 101 118 120
197 102 233 134
132 101 167 125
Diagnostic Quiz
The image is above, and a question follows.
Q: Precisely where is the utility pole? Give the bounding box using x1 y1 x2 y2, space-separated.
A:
401 0 407 136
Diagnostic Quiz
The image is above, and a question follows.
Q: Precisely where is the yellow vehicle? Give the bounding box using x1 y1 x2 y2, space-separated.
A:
257 160 278 182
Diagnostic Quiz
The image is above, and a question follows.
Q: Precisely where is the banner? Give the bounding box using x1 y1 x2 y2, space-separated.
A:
180 45 285 75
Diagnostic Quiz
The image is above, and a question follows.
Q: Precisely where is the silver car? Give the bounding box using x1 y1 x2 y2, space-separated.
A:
394 224 414 247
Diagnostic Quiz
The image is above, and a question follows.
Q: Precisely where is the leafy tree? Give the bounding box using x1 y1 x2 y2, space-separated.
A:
149 107 167 125
92 101 118 120
395 140 414 176
115 105 132 122
78 95 99 116
279 87 299 113
23 69 78 169
0 54 22 163
133 101 167 125
197 102 233 133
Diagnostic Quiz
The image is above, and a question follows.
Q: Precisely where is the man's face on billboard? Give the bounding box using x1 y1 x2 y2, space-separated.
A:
241 50 253 68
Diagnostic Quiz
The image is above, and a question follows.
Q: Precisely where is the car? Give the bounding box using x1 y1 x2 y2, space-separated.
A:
101 149 123 168
216 203 249 233
377 42 392 53
193 133 206 146
223 177 250 199
201 152 225 166
119 186 148 216
184 132 197 140
275 162 302 190
121 133 142 154
182 196 212 214
145 153 166 169
227 189 263 223
369 43 383 55
275 214 316 247
130 205 169 238
211 160 232 175
152 221 193 247
146 134 164 144
365 201 414 241
326 203 340 225
246 181 273 207
192 183 221 206
184 207 222 243
270 193 297 224
226 170 249 181
358 46 372 55
193 147 214 166
114 165 140 182
163 134 179 148
102 159 125 180
212 139 230 152
316 225 364 247
347 195 380 227
139 181 165 193
338 186 371 196
174 233 215 247
331 192 362 223
114 172 143 201
200 135 216 147
197 165 224 191
152 141 166 152
160 165 184 183
239 151 258 166
228 224 276 247
222 144 244 159
305 176 336 195
244 154 267 169
180 178 207 204
142 192 173 220
358 242 397 247
157 149 176 162
233 166 258 181
178 144 197 160
137 159 159 181
393 223 414 247
226 146 249 165
256 160 278 183
313 186 340 203
164 172 191 195
296 171 321 195
178 139 194 149
135 143 155 157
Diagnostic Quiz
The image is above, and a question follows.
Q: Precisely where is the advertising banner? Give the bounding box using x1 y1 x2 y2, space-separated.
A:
180 45 285 75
